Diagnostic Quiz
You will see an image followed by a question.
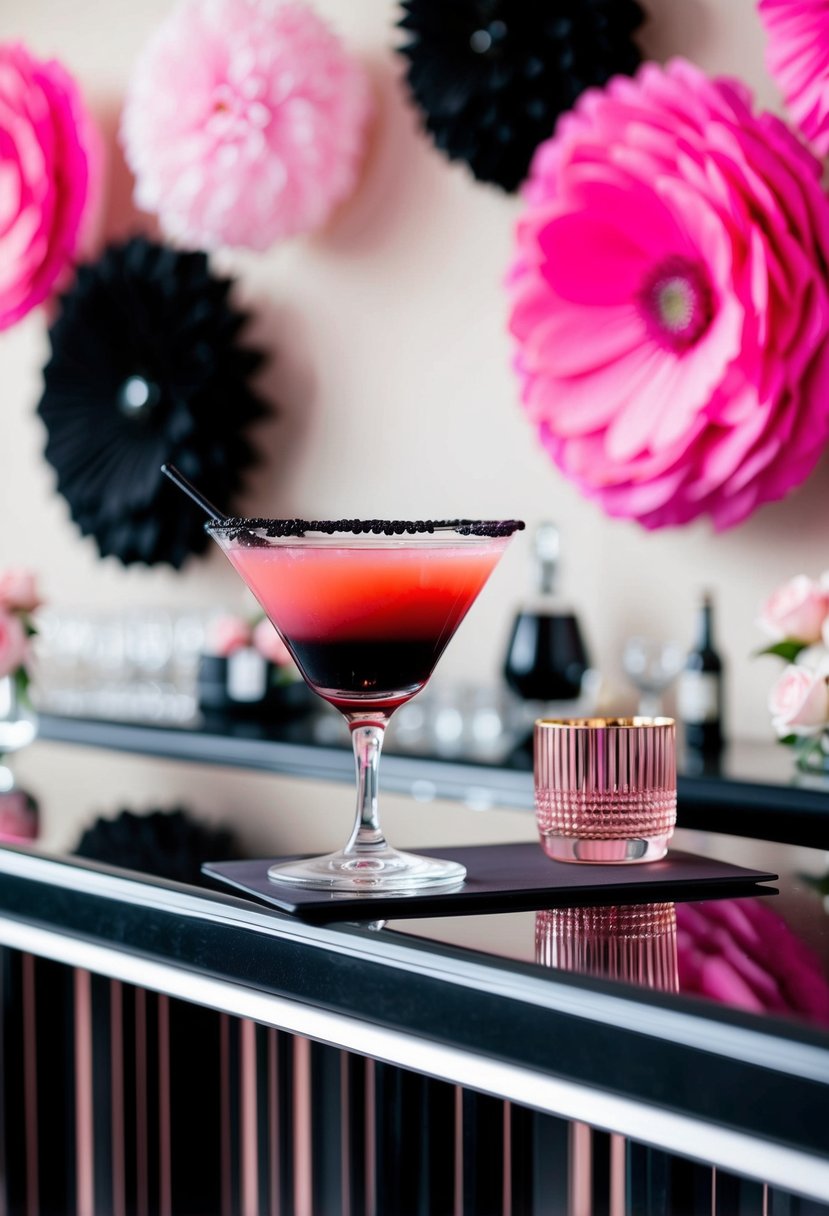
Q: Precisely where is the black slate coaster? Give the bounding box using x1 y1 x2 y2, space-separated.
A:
203 843 777 923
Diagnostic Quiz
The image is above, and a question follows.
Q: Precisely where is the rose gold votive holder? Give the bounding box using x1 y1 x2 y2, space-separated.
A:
534 717 677 863
535 905 680 993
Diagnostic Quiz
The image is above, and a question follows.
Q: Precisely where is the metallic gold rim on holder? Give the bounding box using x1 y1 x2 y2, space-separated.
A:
536 716 675 729
533 716 677 864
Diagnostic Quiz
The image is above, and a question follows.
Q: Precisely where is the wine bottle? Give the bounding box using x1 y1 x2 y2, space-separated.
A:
503 522 591 703
677 592 725 753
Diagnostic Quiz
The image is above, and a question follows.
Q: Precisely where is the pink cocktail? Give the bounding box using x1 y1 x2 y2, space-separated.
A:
207 518 522 892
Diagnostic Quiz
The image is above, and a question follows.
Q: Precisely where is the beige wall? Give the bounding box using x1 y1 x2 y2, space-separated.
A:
1 0 826 764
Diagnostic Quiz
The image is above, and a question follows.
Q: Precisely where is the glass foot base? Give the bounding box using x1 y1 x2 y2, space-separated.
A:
540 834 670 864
268 847 467 894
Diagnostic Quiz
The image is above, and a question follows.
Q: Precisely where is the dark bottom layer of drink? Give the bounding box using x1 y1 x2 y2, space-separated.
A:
289 638 443 713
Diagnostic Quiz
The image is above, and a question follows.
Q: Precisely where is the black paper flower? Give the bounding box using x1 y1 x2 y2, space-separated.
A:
75 807 236 887
37 236 268 567
397 0 645 191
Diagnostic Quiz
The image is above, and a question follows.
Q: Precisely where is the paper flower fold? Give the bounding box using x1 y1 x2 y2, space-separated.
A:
759 0 829 155
397 0 644 192
508 58 829 530
37 237 268 568
120 0 372 251
0 42 101 330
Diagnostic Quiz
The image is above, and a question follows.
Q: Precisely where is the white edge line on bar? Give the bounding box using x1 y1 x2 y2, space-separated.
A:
0 849 816 1088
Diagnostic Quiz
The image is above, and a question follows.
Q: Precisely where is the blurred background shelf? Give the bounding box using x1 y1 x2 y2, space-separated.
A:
37 711 829 848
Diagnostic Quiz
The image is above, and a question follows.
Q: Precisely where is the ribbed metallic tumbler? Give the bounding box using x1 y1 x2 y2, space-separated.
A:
534 717 677 863
535 904 680 992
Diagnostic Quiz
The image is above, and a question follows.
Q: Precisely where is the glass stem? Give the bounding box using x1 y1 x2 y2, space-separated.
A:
344 715 389 855
638 692 662 718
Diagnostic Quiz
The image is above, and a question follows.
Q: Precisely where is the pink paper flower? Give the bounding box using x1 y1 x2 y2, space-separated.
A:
758 575 829 643
0 611 28 680
677 898 829 1025
508 58 829 531
120 0 372 251
252 618 293 667
205 615 252 657
0 569 41 615
768 664 829 736
759 0 829 155
0 43 101 330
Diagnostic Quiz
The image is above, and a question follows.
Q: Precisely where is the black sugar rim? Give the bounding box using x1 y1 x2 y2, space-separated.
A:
207 518 526 539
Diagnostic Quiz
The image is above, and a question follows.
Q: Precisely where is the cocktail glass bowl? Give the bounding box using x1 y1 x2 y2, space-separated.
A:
206 518 521 893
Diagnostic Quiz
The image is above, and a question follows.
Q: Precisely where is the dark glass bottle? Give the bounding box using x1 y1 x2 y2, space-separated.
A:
503 523 591 703
677 592 725 754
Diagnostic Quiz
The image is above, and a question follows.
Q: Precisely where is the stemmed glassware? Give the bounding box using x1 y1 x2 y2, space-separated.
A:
205 515 522 893
622 637 685 717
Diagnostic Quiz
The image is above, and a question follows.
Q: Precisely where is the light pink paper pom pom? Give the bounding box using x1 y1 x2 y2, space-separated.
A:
0 43 102 330
507 58 829 532
120 0 372 251
759 0 829 155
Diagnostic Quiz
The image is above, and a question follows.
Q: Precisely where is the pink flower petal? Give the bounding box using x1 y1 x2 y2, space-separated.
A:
507 55 829 530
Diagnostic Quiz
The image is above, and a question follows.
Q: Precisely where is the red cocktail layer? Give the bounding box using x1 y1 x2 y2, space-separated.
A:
227 542 505 710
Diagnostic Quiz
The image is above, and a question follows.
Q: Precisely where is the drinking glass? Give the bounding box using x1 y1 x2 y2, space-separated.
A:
535 904 679 991
206 518 521 892
534 717 677 863
622 637 685 717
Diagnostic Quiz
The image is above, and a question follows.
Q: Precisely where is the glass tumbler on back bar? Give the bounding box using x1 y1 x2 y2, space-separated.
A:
534 717 677 863
207 517 523 892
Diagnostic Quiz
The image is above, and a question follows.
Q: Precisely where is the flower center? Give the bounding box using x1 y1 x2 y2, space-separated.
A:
638 257 714 353
117 375 161 422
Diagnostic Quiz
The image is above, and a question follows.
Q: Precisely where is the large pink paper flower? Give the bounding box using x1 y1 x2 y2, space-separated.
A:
759 0 829 155
120 0 372 251
0 43 101 330
508 58 829 531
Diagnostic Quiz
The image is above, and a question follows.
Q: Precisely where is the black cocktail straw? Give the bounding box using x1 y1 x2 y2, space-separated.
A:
160 463 226 522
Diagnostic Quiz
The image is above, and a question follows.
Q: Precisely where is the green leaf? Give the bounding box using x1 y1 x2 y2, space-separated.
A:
13 666 30 708
755 641 809 663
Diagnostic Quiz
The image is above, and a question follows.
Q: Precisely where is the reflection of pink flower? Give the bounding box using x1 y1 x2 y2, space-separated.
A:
252 618 293 667
120 0 372 251
0 569 41 615
677 899 829 1026
0 611 28 679
205 615 251 657
768 664 829 736
759 0 829 155
0 43 101 330
759 575 829 643
508 58 829 531
0 790 38 843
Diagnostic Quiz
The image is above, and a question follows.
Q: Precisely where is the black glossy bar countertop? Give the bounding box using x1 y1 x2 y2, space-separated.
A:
6 710 829 1198
1 798 829 1197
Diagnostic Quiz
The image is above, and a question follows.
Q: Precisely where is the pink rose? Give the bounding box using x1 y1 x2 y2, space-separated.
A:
758 575 829 643
0 569 41 614
0 611 28 679
0 43 102 330
0 791 38 843
205 615 252 657
768 665 829 737
252 618 293 667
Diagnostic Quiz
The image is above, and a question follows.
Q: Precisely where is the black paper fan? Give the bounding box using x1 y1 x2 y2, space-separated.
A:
37 236 268 567
397 0 645 191
75 806 236 887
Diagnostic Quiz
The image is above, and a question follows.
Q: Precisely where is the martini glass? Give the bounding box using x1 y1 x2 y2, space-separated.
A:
206 517 523 893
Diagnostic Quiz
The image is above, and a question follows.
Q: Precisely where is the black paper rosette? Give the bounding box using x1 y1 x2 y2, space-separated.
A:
37 237 268 567
397 0 644 191
75 807 236 886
